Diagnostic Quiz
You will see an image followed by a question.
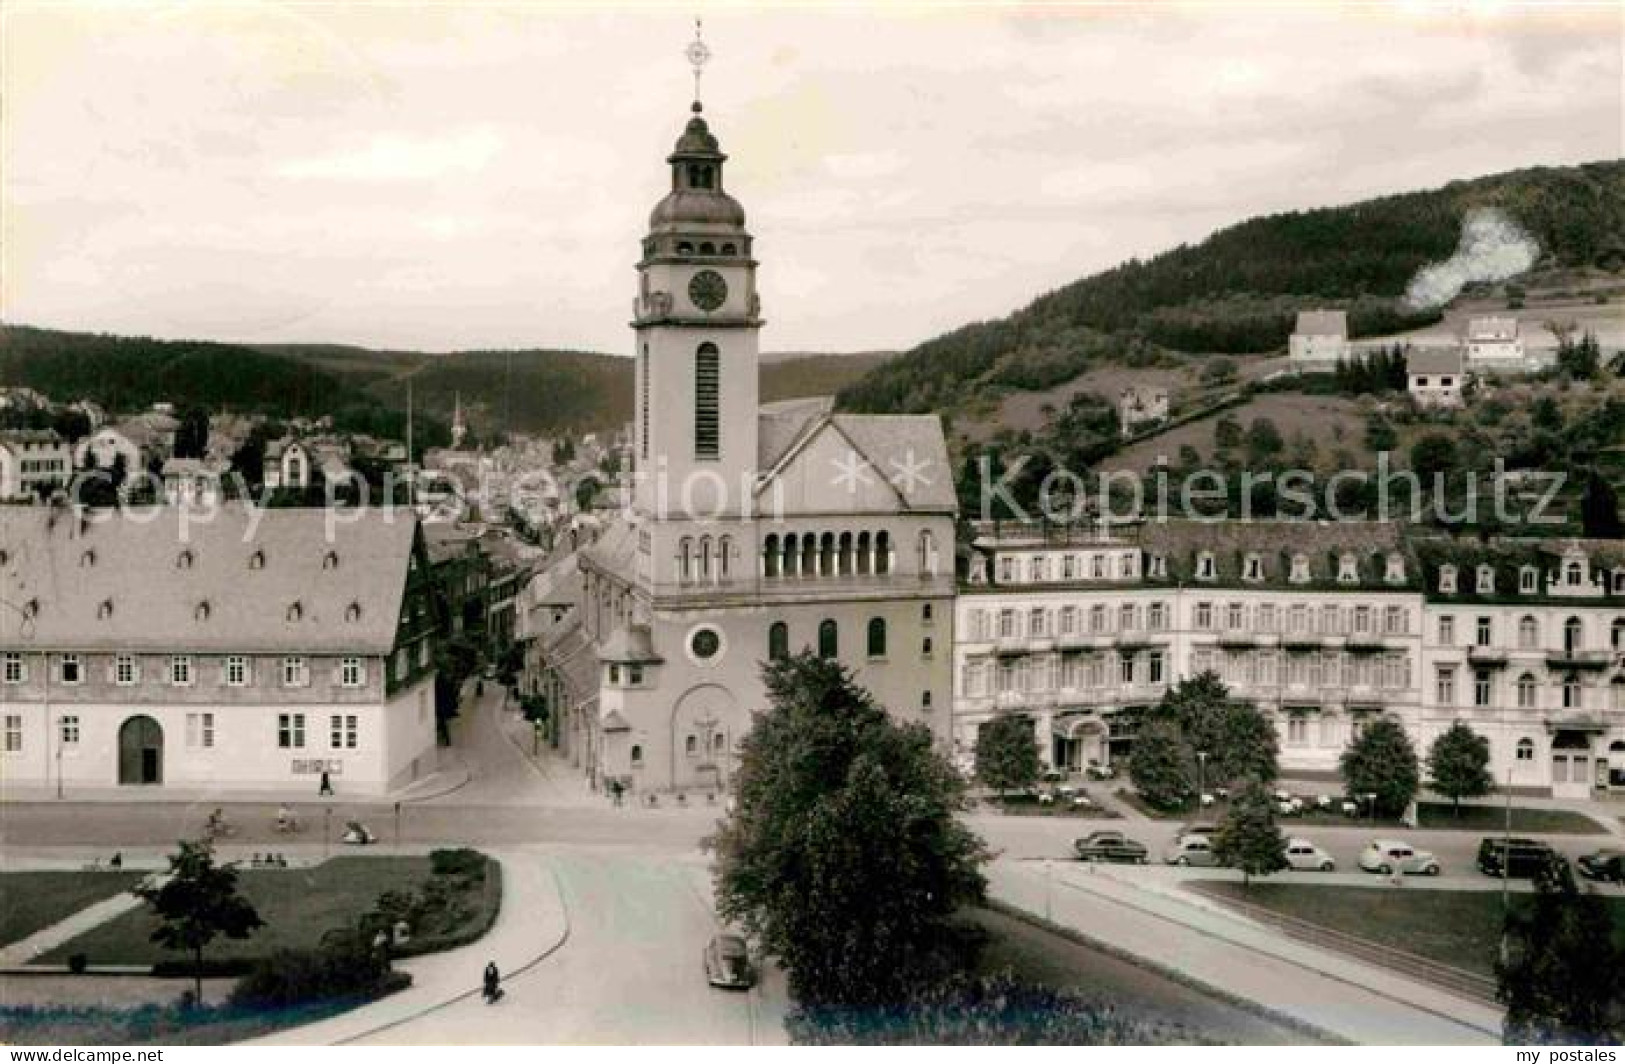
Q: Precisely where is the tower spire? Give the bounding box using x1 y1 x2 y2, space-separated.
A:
685 18 711 112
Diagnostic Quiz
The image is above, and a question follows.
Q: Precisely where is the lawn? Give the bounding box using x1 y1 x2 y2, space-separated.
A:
37 856 495 969
0 872 144 948
1414 802 1603 835
1192 882 1625 979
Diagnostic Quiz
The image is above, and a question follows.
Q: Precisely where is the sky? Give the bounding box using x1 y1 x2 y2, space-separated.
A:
3 1 1620 356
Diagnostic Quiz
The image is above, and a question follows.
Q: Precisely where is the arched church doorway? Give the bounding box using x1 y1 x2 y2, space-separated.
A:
118 715 163 785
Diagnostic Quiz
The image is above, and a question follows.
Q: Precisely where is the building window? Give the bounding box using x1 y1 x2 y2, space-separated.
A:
59 654 81 685
1516 673 1537 709
1439 565 1457 593
1436 666 1457 706
340 657 364 688
1474 669 1492 707
186 712 214 749
629 665 643 685
818 619 838 659
691 628 721 660
225 655 248 687
1563 617 1582 653
1519 566 1538 593
1385 553 1406 584
3 714 21 752
330 714 358 750
1518 616 1538 649
999 609 1016 639
1120 653 1136 685
1562 676 1581 710
1287 716 1310 746
1515 737 1534 762
867 618 888 658
278 713 306 749
921 691 933 711
1196 552 1215 580
921 603 934 625
1289 554 1310 584
685 735 698 757
1475 617 1492 647
170 655 193 686
1149 651 1165 685
694 343 720 459
1226 603 1244 631
114 653 138 686
59 715 79 746
1476 565 1495 594
922 636 933 658
1148 554 1166 578
1565 560 1583 587
1338 554 1358 584
631 744 643 768
1 652 22 684
1438 616 1455 645
1194 602 1213 629
282 656 308 687
1243 554 1262 582
768 622 789 661
1030 608 1047 638
1613 618 1625 651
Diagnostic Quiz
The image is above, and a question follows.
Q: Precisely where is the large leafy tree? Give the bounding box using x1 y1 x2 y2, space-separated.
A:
710 653 989 1009
135 840 263 1003
1128 719 1195 812
1158 674 1277 788
974 715 1041 799
1427 721 1494 813
1498 861 1624 1045
1340 718 1420 818
1212 778 1288 887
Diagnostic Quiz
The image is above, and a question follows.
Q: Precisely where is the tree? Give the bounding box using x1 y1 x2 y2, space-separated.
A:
1427 722 1493 814
1556 330 1601 380
135 839 263 1003
173 407 210 459
1497 861 1624 1044
1245 417 1284 463
1340 718 1420 818
433 634 480 742
710 653 989 1009
1128 719 1195 811
973 715 1041 800
1157 674 1277 789
1212 778 1288 886
1578 469 1623 539
1213 415 1243 451
1410 433 1457 483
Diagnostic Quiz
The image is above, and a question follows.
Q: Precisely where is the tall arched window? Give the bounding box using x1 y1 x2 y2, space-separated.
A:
768 622 789 661
1613 618 1625 651
1515 737 1534 762
699 537 712 581
639 344 650 461
763 534 779 578
856 531 872 575
1562 675 1582 709
819 532 836 576
678 538 693 583
1564 616 1583 653
1518 616 1538 649
1516 672 1537 709
694 343 720 460
917 531 937 576
875 531 891 575
718 536 732 579
801 535 817 578
838 532 854 576
867 618 887 658
818 619 838 659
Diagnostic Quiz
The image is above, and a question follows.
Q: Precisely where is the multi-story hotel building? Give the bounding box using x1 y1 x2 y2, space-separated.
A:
0 505 440 795
953 520 1625 798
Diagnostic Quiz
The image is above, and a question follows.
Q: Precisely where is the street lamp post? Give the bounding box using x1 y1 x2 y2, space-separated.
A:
323 806 332 860
1196 751 1208 821
1363 791 1378 826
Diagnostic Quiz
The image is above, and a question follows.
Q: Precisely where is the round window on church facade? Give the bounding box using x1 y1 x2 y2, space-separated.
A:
690 627 722 661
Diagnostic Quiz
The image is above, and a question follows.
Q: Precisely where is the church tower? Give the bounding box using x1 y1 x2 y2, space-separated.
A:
631 89 761 523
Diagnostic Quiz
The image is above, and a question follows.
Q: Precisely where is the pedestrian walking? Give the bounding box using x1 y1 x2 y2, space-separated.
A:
319 770 334 797
483 961 503 1003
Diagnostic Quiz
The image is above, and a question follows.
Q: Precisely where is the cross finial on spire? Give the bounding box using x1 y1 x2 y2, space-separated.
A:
685 18 711 112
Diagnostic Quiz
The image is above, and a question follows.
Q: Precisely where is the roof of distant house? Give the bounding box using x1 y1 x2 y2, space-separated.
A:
1407 347 1464 376
1294 310 1348 337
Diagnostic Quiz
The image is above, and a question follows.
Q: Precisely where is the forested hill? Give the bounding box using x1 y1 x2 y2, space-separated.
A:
0 325 888 439
837 160 1625 415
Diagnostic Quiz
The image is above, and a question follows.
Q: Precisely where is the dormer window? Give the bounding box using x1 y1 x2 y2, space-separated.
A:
1243 554 1263 582
1565 559 1584 587
1384 553 1406 585
1612 568 1625 594
1476 565 1495 594
1337 553 1358 585
1439 564 1458 594
1195 552 1216 581
1520 566 1538 594
1289 554 1311 585
1147 554 1166 579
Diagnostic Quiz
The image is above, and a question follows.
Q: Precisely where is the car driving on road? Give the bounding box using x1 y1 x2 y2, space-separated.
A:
1477 837 1564 879
1073 830 1148 864
1163 833 1224 867
1284 838 1336 872
1577 849 1625 883
703 933 755 990
1358 838 1441 876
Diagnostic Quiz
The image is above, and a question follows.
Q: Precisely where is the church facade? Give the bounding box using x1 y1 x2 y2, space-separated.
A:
532 101 956 794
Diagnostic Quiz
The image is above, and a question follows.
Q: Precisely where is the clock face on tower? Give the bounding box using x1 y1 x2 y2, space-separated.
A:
688 269 728 312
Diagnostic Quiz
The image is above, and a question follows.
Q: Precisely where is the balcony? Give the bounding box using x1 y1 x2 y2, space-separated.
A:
1217 632 1258 649
1280 635 1322 651
1545 650 1614 671
1344 633 1387 654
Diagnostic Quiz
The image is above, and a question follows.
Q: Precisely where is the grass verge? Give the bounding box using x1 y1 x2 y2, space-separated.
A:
0 872 144 948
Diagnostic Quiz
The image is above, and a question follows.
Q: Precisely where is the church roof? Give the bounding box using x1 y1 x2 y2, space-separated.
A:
598 624 662 664
580 518 638 575
753 404 956 514
0 505 419 653
757 397 833 470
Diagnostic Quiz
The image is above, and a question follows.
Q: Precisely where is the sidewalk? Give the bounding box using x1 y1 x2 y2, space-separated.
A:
0 887 150 968
989 859 1501 1045
248 847 568 1046
0 761 472 808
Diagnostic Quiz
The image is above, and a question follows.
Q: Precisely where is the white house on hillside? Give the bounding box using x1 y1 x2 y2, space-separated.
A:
1407 347 1466 408
1288 310 1350 372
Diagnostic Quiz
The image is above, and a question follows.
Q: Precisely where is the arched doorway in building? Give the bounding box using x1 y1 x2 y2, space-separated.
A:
1608 740 1625 790
670 685 743 793
1550 730 1593 799
1055 717 1107 773
118 716 163 786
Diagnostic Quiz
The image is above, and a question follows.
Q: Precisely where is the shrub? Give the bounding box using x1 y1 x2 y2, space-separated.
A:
429 848 488 880
67 953 88 975
230 933 402 1011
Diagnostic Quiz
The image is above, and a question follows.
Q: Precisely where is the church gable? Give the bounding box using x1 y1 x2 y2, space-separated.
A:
760 420 906 515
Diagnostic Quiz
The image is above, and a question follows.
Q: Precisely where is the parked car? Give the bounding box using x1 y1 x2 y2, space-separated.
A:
1284 838 1336 872
1073 830 1148 864
1163 833 1224 867
703 933 754 989
1177 823 1217 838
1042 768 1066 783
1359 839 1441 876
1477 837 1565 879
1084 763 1116 781
1576 849 1625 883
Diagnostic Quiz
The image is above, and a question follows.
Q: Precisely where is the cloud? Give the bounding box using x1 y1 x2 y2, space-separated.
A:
276 127 503 181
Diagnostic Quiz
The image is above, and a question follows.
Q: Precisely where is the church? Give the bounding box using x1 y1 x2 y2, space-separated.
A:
529 87 956 795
